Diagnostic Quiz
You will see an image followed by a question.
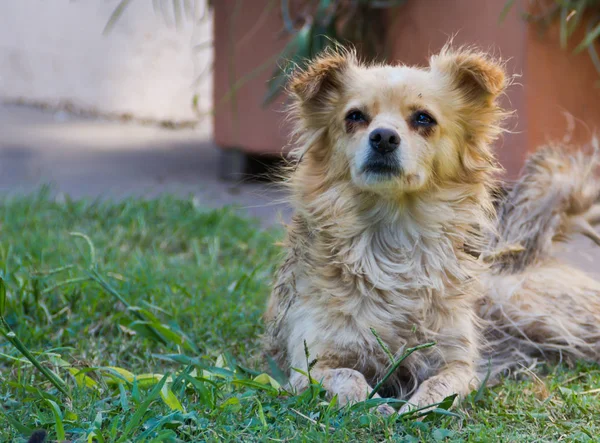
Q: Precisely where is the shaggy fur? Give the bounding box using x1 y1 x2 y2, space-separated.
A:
263 45 600 412
481 146 600 368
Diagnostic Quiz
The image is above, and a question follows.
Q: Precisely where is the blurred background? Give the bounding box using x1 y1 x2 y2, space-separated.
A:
2 0 600 236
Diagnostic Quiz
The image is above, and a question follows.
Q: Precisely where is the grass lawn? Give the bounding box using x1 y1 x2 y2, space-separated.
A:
1 190 599 442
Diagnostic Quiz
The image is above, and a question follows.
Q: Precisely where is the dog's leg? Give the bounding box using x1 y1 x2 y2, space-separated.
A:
400 305 479 414
289 366 395 415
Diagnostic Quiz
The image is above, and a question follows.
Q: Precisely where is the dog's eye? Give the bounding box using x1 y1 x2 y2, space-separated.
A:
345 110 367 123
414 112 436 126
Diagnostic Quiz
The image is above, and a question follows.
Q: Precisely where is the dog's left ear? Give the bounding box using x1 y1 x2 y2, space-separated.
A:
429 46 506 103
289 48 355 107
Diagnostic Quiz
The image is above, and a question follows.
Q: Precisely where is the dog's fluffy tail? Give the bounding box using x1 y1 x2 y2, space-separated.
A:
480 144 600 374
486 145 600 273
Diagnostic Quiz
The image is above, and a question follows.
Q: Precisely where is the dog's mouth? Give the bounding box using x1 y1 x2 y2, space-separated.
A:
361 157 402 178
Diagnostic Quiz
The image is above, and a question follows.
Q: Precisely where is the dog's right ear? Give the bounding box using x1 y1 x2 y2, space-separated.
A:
429 46 506 105
289 49 354 106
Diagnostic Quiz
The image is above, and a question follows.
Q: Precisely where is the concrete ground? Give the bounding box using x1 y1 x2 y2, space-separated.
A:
1 103 598 278
0 103 291 226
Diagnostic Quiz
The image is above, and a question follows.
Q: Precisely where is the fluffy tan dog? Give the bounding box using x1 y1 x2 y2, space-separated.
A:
263 45 600 413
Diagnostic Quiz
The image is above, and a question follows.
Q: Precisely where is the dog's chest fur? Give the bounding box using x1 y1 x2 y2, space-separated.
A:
281 200 479 386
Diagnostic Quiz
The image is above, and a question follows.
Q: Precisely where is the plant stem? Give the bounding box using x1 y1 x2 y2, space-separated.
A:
87 269 168 346
368 341 436 399
0 318 70 397
370 327 395 364
41 277 92 294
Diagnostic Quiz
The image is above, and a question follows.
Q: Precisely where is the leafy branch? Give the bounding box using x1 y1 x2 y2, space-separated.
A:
502 0 600 79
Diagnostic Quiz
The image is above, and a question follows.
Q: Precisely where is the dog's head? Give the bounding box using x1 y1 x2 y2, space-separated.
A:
289 46 508 198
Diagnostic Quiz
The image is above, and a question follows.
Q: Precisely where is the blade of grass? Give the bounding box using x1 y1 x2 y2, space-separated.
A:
473 359 492 403
31 265 75 277
0 276 6 317
396 396 458 420
368 341 436 399
575 15 600 53
0 318 70 397
86 268 168 346
0 410 33 435
103 0 133 35
117 373 170 442
46 399 66 441
41 277 91 294
304 340 318 399
255 398 267 429
370 327 395 364
70 232 97 269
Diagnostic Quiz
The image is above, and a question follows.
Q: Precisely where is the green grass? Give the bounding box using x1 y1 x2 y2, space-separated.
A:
1 190 599 442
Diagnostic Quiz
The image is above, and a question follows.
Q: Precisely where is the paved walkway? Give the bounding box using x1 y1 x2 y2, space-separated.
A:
1 103 597 277
0 103 291 226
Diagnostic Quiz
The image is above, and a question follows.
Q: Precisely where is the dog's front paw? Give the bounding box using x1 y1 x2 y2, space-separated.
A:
399 378 459 415
289 367 374 406
323 368 373 405
376 403 396 416
398 401 418 415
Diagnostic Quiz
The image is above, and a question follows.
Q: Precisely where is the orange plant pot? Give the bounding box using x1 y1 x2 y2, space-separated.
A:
213 0 600 178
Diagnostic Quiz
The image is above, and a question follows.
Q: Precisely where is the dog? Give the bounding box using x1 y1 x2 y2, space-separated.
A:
262 45 600 413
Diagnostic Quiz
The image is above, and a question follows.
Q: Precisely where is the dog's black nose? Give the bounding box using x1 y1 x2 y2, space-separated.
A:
369 128 400 154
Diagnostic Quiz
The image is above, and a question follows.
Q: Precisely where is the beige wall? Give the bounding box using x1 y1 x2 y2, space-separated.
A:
0 0 212 123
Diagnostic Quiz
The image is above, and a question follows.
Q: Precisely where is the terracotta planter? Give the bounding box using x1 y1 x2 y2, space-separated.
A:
213 0 600 178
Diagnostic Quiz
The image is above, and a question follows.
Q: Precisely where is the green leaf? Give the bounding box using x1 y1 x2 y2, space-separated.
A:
431 407 461 417
349 397 406 411
160 382 185 412
136 373 167 389
103 0 133 35
432 428 456 441
437 394 458 410
88 431 105 443
255 399 267 429
117 373 170 442
263 22 313 105
181 374 215 409
266 355 288 386
575 19 600 53
46 399 66 441
0 324 70 397
118 383 130 411
220 397 242 412
311 1 337 55
499 0 516 24
128 306 161 324
368 341 435 399
103 366 135 384
130 321 194 350
132 377 141 404
68 368 99 390
280 0 295 33
0 276 6 317
560 6 569 49
0 410 33 435
231 379 279 394
253 373 282 390
566 0 587 40
473 360 492 403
